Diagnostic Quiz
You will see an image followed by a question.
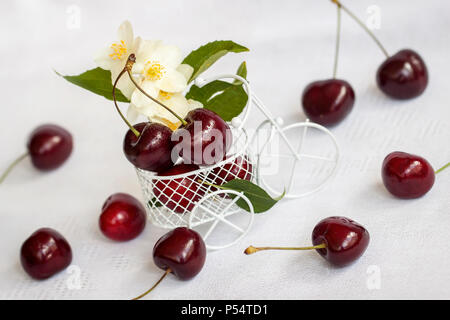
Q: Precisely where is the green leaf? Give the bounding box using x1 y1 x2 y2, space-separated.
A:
218 179 284 213
185 62 248 121
233 61 247 85
56 67 130 102
182 41 249 82
149 198 163 208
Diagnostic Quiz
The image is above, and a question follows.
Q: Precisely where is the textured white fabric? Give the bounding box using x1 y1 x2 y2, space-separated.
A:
0 0 449 299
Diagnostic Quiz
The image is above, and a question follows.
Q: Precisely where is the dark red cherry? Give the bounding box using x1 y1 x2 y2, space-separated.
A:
207 155 253 195
312 216 370 267
245 216 369 267
211 155 253 183
153 227 206 280
27 124 73 171
153 163 204 213
123 122 174 172
172 109 232 165
302 79 355 126
132 227 206 299
20 228 72 279
382 151 435 199
377 49 428 100
99 193 147 241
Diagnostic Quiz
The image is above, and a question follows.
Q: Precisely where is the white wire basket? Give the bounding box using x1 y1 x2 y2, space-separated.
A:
135 74 340 250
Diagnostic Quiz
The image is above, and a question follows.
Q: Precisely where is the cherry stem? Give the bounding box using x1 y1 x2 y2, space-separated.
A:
125 55 187 126
112 67 141 138
331 0 389 58
244 243 327 255
0 153 29 184
131 268 171 300
332 3 342 78
435 162 450 174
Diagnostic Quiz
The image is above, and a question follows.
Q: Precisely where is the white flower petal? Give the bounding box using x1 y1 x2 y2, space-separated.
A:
94 47 116 71
187 98 203 110
117 20 134 47
155 69 187 93
111 66 135 99
154 93 191 123
149 44 183 69
177 64 194 82
136 40 163 65
130 36 142 55
127 104 141 122
131 81 159 108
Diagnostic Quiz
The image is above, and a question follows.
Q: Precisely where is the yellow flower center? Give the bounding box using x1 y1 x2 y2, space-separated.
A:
109 40 127 60
152 116 181 131
144 61 165 81
159 91 173 100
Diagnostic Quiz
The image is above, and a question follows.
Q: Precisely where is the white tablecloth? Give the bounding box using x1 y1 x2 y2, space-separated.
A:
1 0 449 299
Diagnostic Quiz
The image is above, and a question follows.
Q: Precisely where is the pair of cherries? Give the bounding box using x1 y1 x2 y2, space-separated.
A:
21 214 205 292
302 1 428 126
134 216 370 300
99 193 206 300
117 54 231 173
100 195 206 300
1 124 74 280
21 192 148 280
123 108 231 173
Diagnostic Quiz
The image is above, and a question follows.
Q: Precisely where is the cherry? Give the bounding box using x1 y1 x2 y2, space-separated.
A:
302 79 355 126
210 155 252 183
381 151 436 199
123 122 174 172
173 108 232 165
207 155 253 195
311 216 370 266
99 193 147 241
20 228 72 280
0 124 73 183
153 163 204 213
133 227 206 300
377 49 428 100
245 216 369 267
331 1 428 100
301 3 354 126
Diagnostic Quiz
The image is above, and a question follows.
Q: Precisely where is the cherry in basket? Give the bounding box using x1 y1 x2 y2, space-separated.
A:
245 216 369 267
132 227 206 300
1 124 73 184
172 108 232 165
207 155 253 195
153 164 205 213
114 55 232 167
123 122 174 172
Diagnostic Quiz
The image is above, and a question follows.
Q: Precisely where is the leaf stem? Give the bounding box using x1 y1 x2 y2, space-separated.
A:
435 162 450 174
244 243 326 255
125 55 187 126
0 153 29 184
331 0 389 58
131 268 171 300
112 67 140 138
333 3 342 78
200 179 224 189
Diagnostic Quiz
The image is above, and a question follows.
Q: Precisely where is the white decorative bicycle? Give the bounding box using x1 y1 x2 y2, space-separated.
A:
136 74 340 250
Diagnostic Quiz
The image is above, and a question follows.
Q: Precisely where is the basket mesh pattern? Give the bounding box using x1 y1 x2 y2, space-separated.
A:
135 128 254 228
